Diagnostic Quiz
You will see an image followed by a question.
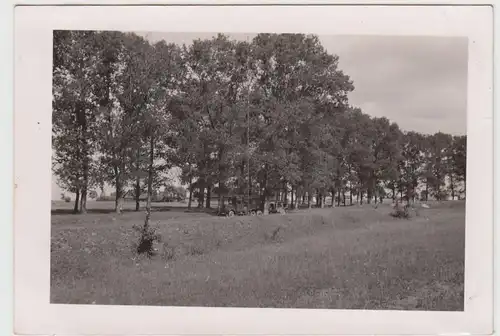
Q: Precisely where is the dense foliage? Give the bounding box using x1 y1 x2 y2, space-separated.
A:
52 31 467 216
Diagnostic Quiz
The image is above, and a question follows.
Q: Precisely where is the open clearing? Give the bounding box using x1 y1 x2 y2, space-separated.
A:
51 201 465 310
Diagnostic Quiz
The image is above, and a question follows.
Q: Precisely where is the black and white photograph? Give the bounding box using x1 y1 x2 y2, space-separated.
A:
14 4 493 336
50 31 469 310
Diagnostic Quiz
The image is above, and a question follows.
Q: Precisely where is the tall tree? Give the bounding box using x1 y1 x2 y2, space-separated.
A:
248 33 354 208
425 132 453 201
174 35 250 208
52 30 102 214
448 135 467 199
399 131 426 202
93 31 129 213
136 39 181 229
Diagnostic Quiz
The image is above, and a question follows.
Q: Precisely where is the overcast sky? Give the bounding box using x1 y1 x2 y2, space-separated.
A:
52 33 468 199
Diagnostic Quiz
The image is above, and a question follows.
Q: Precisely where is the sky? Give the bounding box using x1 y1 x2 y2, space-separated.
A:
52 33 468 199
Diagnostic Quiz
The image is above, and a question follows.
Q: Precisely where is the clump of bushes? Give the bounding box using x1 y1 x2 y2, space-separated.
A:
390 202 411 219
133 223 162 257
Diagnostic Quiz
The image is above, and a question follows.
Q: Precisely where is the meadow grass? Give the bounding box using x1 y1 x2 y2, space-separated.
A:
51 201 465 310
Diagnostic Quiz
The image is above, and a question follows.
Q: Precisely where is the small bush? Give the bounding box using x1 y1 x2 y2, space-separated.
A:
133 224 162 258
64 196 71 203
390 203 411 219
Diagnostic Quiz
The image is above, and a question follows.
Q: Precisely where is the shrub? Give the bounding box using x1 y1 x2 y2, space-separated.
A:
64 196 71 203
390 203 411 219
133 224 162 258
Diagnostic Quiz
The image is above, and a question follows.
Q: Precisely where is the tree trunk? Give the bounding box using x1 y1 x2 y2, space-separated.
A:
392 184 396 202
248 170 252 199
284 182 288 205
115 172 123 214
187 184 193 210
263 197 270 215
373 179 379 205
369 177 375 204
337 188 341 207
290 187 295 209
135 177 141 211
73 189 80 214
425 180 429 202
450 175 455 200
144 134 154 231
79 140 89 215
80 187 87 214
134 146 142 211
197 181 205 208
342 190 346 206
294 189 300 210
218 181 224 210
307 192 311 208
259 168 268 210
205 184 211 209
292 188 300 209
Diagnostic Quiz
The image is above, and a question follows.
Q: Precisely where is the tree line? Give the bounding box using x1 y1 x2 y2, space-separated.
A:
52 30 467 218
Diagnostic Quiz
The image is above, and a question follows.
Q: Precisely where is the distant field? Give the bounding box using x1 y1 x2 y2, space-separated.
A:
51 201 465 310
51 200 201 212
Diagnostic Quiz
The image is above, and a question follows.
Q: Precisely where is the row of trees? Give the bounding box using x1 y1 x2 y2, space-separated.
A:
52 30 467 218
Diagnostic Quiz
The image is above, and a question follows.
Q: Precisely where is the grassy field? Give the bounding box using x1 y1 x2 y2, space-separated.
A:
51 201 465 310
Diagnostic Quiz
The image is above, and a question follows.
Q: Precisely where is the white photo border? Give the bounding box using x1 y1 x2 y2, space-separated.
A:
13 4 494 335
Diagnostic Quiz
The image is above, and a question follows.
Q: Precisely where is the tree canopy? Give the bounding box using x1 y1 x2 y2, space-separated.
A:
52 31 467 215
